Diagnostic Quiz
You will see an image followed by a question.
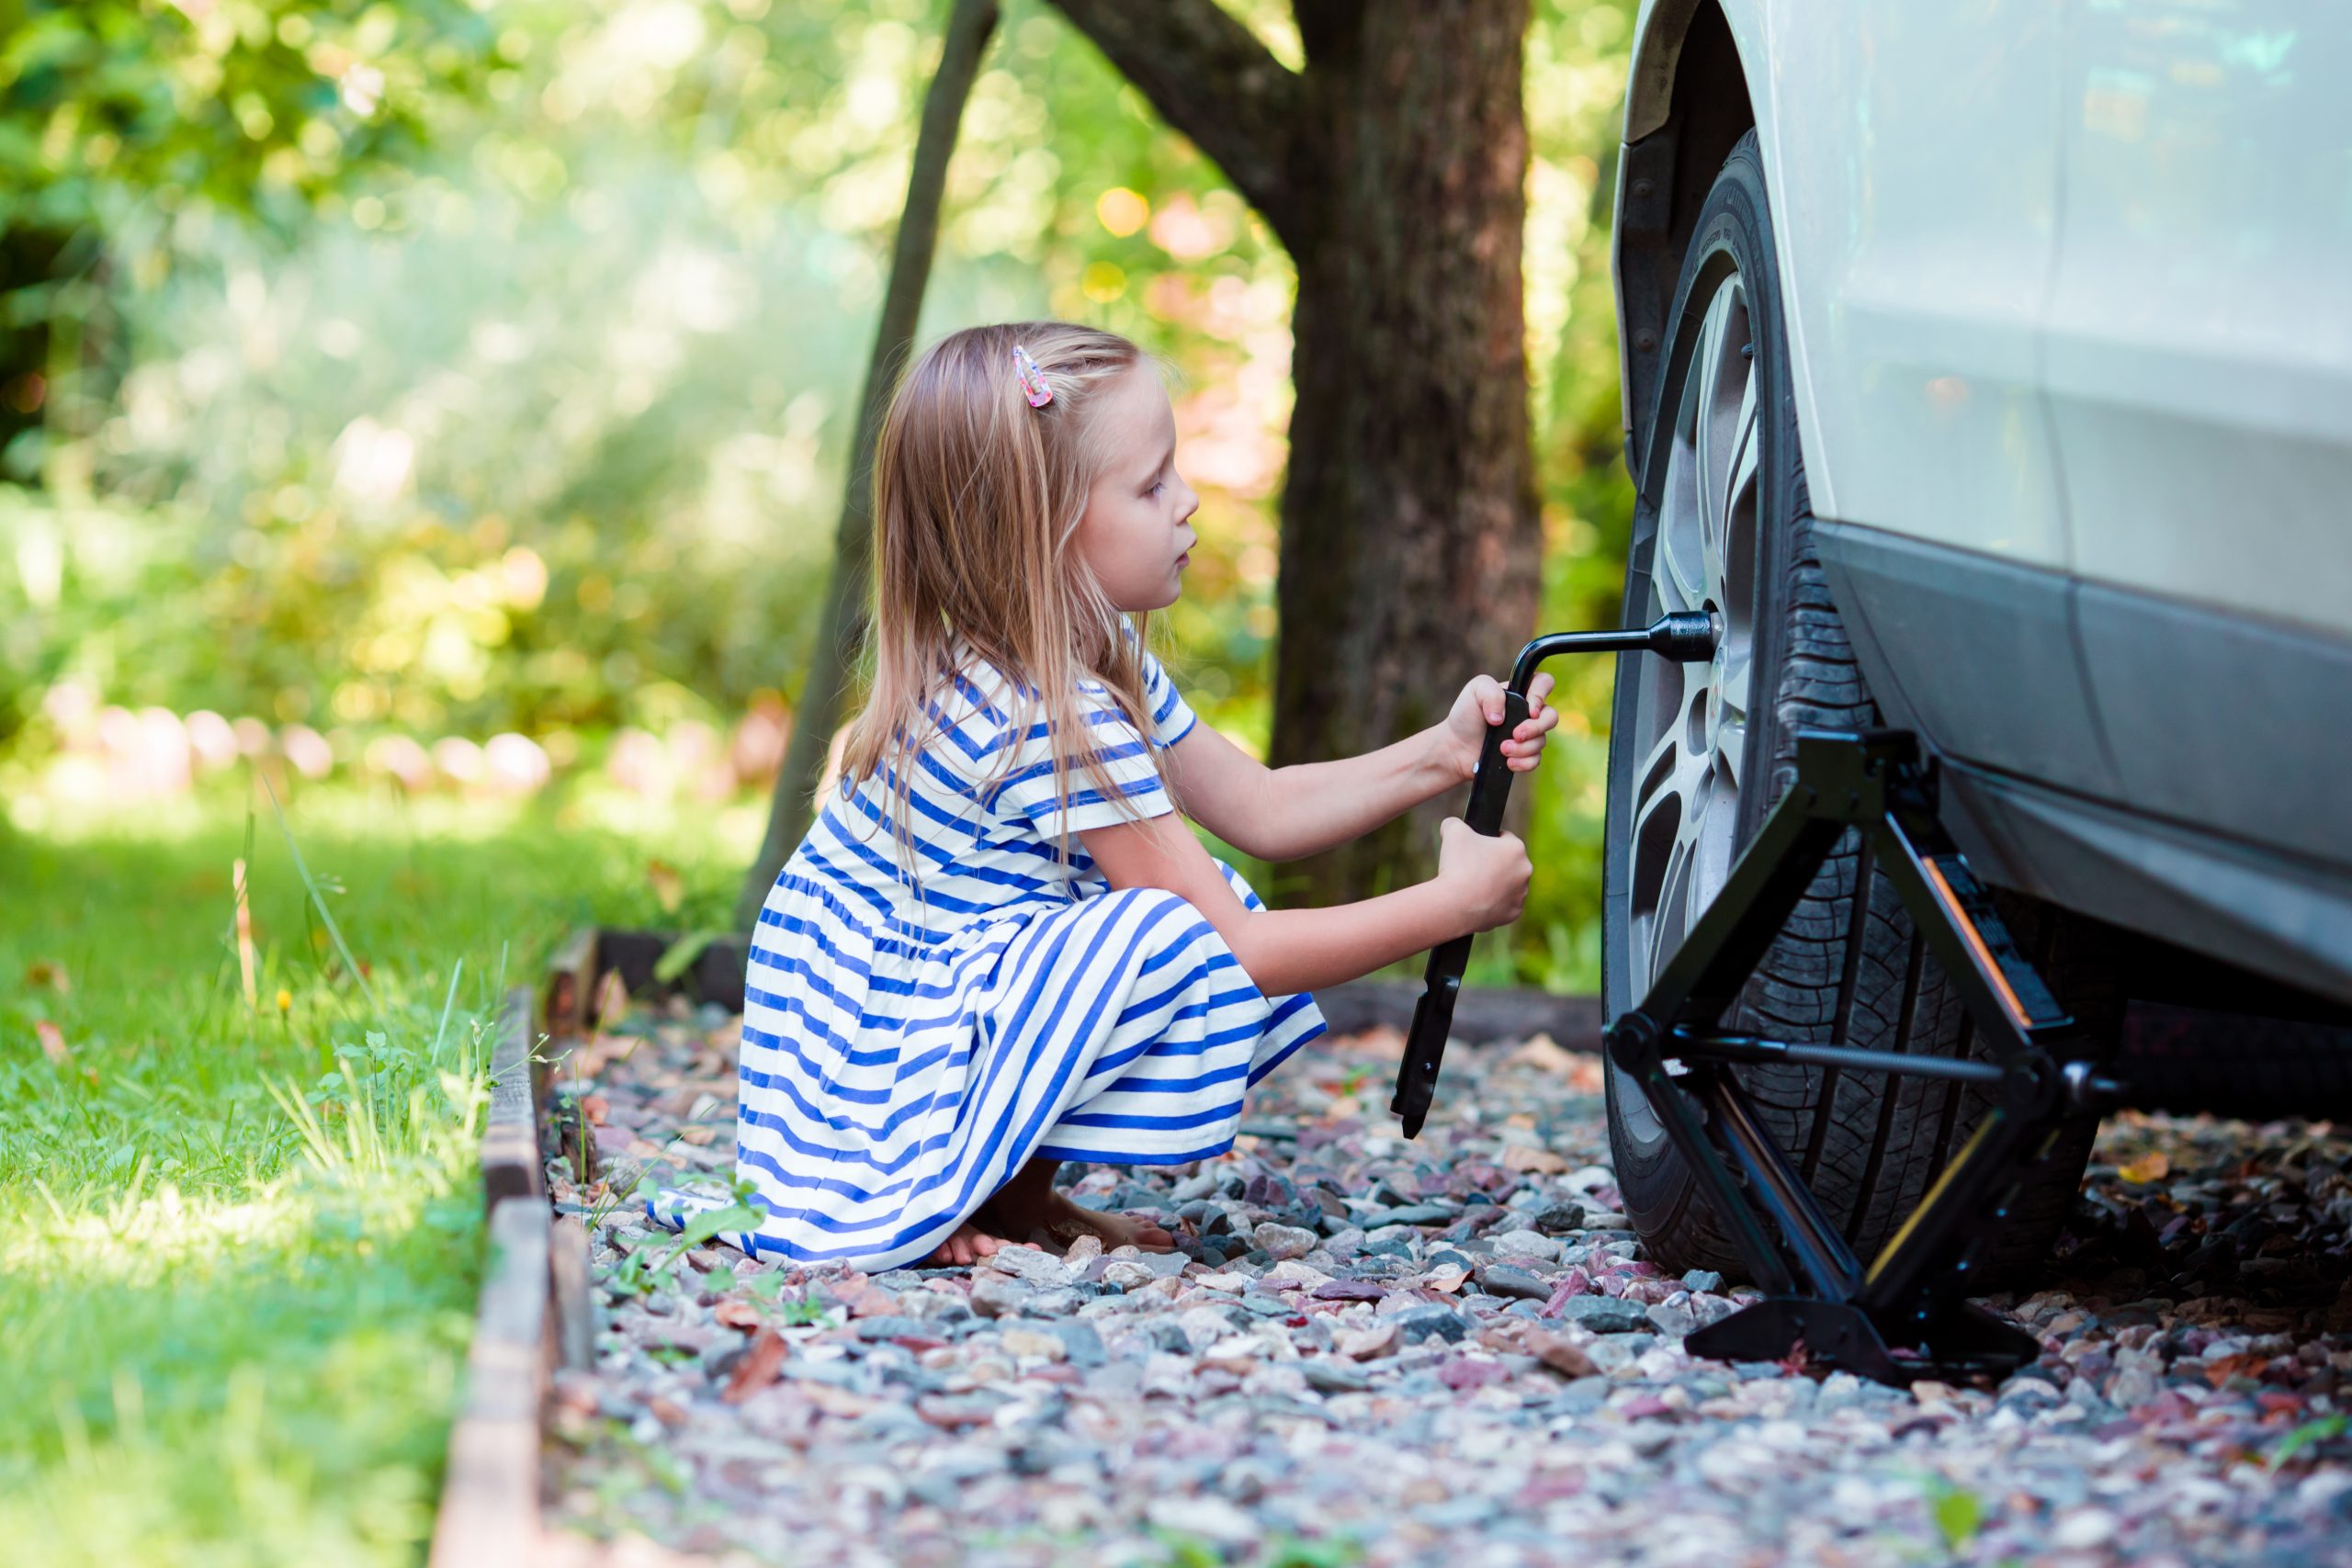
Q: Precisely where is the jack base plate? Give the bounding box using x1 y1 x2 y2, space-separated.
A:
1686 1297 2043 1385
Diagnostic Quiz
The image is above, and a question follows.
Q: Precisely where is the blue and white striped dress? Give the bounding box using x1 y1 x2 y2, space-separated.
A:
647 641 1326 1270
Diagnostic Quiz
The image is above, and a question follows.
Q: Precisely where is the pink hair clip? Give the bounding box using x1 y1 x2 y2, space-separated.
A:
1012 344 1054 408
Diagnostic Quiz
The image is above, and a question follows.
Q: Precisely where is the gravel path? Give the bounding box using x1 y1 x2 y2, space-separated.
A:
540 998 2352 1567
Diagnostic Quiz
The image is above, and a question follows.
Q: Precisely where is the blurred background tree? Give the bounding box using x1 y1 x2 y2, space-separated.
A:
0 0 1639 989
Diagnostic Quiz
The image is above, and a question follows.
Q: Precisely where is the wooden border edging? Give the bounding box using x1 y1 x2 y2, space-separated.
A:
558 926 1605 1050
429 983 568 1568
429 1195 552 1568
481 987 544 1212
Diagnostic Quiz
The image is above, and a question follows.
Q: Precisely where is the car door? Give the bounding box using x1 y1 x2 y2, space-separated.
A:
2043 0 2352 868
1763 1 2115 796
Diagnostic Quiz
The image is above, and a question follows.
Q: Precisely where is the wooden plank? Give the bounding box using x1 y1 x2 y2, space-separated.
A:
548 1214 594 1374
428 1195 551 1568
540 927 599 1043
482 986 543 1212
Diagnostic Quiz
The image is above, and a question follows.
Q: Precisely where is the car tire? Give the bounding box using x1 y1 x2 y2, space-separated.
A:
1600 130 2116 1287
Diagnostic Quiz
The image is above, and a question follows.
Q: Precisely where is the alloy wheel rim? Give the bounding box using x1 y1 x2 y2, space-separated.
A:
1614 270 1761 1144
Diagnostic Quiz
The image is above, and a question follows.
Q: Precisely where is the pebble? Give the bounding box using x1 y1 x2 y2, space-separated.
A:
1555 1295 1653 1334
984 1245 1073 1289
543 998 2352 1568
1250 1223 1318 1261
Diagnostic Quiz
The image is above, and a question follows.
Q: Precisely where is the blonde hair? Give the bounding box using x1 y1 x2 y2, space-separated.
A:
837 321 1174 883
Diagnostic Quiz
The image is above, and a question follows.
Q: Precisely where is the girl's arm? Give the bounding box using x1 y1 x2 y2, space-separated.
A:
1161 671 1558 863
1078 809 1532 997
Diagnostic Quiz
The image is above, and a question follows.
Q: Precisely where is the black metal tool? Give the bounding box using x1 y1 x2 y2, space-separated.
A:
1391 610 1717 1138
1604 729 2124 1383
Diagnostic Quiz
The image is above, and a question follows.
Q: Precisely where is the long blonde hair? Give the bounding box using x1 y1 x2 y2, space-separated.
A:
836 321 1172 883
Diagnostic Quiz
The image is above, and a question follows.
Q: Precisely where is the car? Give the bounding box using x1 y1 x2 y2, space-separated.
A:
1598 0 2352 1282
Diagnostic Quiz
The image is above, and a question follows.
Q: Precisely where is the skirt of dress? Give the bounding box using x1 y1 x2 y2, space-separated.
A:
645 859 1326 1271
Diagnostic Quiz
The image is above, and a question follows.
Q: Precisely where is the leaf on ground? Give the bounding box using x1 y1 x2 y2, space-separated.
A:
24 959 70 994
36 1019 71 1066
1505 1034 1577 1073
1501 1144 1567 1174
1524 1328 1598 1378
2119 1152 2171 1183
722 1327 788 1403
1928 1482 1983 1550
2267 1414 2348 1472
2204 1351 2267 1387
646 859 684 914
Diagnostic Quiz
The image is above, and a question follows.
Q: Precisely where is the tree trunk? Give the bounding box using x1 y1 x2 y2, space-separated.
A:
0 225 73 483
734 0 1001 931
1049 0 1541 906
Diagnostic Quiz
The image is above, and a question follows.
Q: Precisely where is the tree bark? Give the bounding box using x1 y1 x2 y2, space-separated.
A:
734 0 1001 931
1049 0 1541 904
0 225 73 482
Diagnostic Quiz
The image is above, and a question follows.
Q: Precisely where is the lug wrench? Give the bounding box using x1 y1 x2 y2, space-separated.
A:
1391 610 1720 1138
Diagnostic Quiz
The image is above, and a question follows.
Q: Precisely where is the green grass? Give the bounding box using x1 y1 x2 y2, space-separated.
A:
0 773 756 1567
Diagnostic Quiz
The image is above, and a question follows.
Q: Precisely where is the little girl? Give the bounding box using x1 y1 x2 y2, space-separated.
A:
650 321 1555 1271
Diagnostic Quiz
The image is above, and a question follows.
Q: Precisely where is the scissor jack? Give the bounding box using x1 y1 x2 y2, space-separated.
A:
1396 624 2124 1384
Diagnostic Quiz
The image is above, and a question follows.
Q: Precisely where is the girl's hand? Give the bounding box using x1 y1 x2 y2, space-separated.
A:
1442 671 1560 782
1436 817 1533 931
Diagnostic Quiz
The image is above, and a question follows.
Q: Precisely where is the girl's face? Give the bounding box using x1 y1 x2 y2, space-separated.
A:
1074 364 1199 612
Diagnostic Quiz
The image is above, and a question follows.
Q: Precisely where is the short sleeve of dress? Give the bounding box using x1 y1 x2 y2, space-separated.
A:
1138 649 1201 751
993 663 1189 840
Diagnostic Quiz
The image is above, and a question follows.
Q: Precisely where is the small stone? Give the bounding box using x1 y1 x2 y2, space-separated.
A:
1261 1259 1330 1290
1555 1296 1651 1334
1477 1263 1552 1302
1645 1302 1698 1340
1099 1260 1156 1290
2052 1509 2118 1550
1252 1224 1318 1261
1439 1357 1514 1392
1302 1359 1371 1394
1391 1303 1470 1344
1048 1321 1105 1369
1369 1203 1457 1228
1529 1201 1587 1235
968 1274 1030 1318
1525 1329 1600 1378
1313 1279 1387 1302
998 1326 1068 1360
852 1315 931 1342
985 1246 1073 1288
1680 1269 1725 1294
1489 1229 1562 1262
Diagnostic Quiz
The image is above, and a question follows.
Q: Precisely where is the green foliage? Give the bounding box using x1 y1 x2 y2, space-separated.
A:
6 0 1644 979
0 0 492 231
0 773 754 1563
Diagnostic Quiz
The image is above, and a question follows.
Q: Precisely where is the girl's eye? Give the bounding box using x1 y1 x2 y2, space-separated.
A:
1148 480 1165 497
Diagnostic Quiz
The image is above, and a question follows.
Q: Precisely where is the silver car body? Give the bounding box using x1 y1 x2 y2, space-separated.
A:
1611 0 2352 1002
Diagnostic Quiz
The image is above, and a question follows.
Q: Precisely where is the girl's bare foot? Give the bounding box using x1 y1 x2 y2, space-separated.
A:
1018 1189 1175 1253
918 1219 1004 1267
977 1156 1176 1254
